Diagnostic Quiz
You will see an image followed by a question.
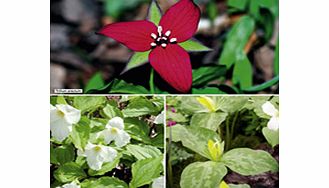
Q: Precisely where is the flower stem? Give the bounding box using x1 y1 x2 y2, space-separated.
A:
230 112 239 143
149 68 155 94
225 115 231 151
167 126 174 188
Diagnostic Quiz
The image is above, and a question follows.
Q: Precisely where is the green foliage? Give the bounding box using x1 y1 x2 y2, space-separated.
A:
81 177 128 188
102 103 123 119
52 144 75 165
219 16 255 69
179 39 212 52
232 53 253 89
56 96 68 105
71 116 91 150
190 112 227 131
192 87 227 94
180 161 227 188
126 144 162 160
122 97 160 117
262 127 279 147
227 0 249 11
124 51 150 73
147 0 162 25
84 72 105 93
242 76 279 93
130 156 163 188
170 125 221 160
54 162 87 183
104 0 145 19
87 79 149 94
192 65 227 87
73 96 106 113
228 184 251 188
221 148 278 176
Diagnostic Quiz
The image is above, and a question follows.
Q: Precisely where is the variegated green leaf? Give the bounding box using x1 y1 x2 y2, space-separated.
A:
190 112 227 131
180 161 227 188
169 125 221 160
262 127 279 147
221 148 278 176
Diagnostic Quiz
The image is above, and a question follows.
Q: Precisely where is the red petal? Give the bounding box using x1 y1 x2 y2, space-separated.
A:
149 44 192 93
159 0 200 43
98 20 157 52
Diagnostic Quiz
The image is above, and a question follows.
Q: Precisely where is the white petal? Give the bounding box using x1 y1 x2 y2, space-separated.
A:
50 119 72 142
268 117 279 131
262 101 278 117
154 111 165 124
85 147 103 170
102 129 117 145
62 182 80 188
56 104 81 124
152 176 164 188
114 130 131 147
107 117 124 130
50 105 63 124
102 146 118 163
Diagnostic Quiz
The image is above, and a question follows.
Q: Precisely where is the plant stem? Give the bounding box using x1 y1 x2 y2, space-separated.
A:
167 126 174 188
149 68 155 94
230 112 239 142
225 115 231 151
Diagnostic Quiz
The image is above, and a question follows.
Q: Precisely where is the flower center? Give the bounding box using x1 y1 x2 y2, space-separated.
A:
150 26 177 49
57 110 65 117
94 146 102 152
110 127 118 134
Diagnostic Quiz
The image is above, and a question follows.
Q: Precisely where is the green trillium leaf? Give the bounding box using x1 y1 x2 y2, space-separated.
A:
84 72 105 93
54 162 87 183
192 65 227 87
123 51 150 73
81 177 128 188
232 52 253 89
262 127 279 147
179 39 212 52
169 125 221 160
147 0 162 25
180 161 227 188
219 15 255 69
129 156 163 188
221 148 278 176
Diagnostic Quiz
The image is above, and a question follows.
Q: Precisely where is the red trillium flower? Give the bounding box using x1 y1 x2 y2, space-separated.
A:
98 0 201 93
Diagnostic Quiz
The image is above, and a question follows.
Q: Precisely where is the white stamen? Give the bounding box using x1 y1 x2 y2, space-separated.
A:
161 43 167 48
151 33 157 39
162 37 167 40
151 42 157 47
170 38 177 43
157 26 163 36
165 30 171 37
157 38 161 42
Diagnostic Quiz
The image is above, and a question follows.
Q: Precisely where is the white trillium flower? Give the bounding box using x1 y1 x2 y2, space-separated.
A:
262 101 279 131
50 104 81 141
99 117 131 147
78 142 117 171
154 111 165 124
57 181 80 188
152 176 165 188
